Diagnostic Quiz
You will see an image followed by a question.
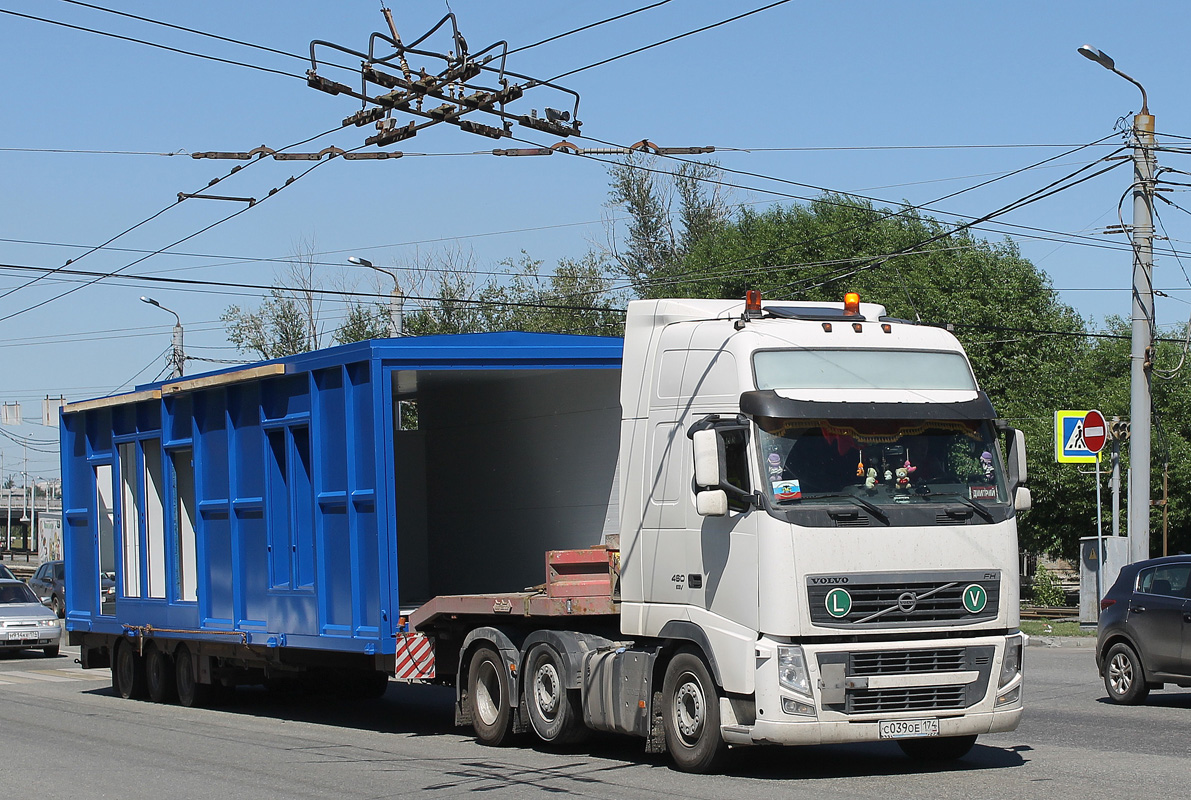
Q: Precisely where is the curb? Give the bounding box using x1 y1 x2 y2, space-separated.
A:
1026 635 1097 648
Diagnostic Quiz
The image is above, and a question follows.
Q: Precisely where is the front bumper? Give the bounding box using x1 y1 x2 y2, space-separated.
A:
0 624 62 649
723 632 1025 747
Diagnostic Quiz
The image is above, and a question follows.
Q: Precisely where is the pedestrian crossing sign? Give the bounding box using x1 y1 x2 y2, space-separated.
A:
1055 409 1099 463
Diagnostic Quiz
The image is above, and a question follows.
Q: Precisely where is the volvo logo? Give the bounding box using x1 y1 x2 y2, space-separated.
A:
811 576 850 585
897 591 918 613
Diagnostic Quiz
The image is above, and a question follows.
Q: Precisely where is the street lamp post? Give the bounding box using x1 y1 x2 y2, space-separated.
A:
140 296 185 378
349 256 404 337
1078 45 1156 564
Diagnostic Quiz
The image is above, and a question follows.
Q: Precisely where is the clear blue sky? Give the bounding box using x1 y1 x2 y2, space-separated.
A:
3 0 1190 478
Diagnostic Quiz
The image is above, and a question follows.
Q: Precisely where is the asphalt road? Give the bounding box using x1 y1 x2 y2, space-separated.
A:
0 638 1186 799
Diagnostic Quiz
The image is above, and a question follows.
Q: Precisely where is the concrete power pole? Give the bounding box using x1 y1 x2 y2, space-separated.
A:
1079 46 1155 564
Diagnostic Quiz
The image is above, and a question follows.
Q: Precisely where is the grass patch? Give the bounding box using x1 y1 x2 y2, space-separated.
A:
1020 619 1096 637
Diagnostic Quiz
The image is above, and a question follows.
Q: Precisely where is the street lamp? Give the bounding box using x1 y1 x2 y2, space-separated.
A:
348 256 404 337
140 296 185 378
1078 45 1155 564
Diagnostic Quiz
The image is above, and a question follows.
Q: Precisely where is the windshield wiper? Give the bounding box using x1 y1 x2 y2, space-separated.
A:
928 492 995 522
803 493 890 524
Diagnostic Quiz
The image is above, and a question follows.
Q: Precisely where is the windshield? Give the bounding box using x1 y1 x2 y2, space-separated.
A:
755 416 1008 507
0 583 39 604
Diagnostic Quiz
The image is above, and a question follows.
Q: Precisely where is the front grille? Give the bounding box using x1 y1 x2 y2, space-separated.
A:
851 648 965 675
818 644 995 716
835 516 870 528
807 570 999 627
848 686 967 714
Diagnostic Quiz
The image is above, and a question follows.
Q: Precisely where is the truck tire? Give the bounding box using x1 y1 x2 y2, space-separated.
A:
523 643 587 745
662 650 727 773
113 640 148 700
145 645 177 704
897 734 978 761
174 645 214 708
468 645 514 746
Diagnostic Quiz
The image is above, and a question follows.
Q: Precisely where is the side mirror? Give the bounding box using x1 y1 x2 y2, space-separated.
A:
692 429 724 488
1014 486 1032 513
1006 428 1027 488
696 489 728 517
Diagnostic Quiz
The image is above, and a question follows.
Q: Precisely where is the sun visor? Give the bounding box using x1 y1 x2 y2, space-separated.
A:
739 390 997 421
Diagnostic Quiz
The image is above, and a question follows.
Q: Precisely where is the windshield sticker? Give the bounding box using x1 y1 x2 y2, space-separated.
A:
772 480 801 501
969 486 997 501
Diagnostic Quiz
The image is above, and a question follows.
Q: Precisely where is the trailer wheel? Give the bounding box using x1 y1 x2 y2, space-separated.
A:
468 645 514 746
524 643 587 745
662 650 727 773
145 644 177 704
174 644 213 708
113 640 148 700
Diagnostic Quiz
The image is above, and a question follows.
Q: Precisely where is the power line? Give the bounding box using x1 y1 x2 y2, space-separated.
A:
545 0 795 82
508 1 674 55
0 7 303 80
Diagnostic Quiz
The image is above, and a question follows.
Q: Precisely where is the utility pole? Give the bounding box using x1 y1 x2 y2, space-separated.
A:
349 257 404 337
1079 46 1155 564
141 296 185 378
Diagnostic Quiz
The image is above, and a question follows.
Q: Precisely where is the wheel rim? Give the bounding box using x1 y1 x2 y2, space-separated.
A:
672 671 706 746
474 658 502 727
1109 652 1134 695
533 660 562 722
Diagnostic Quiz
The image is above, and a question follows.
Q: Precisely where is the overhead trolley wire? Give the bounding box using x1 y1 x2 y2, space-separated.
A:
0 7 304 80
507 0 674 55
545 0 795 82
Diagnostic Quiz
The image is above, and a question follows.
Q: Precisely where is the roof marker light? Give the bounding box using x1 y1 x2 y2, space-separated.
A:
844 292 860 315
822 322 833 332
881 323 892 334
852 322 863 333
745 289 762 319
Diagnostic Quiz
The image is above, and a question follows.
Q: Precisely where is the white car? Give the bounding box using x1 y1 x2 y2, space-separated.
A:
0 579 61 657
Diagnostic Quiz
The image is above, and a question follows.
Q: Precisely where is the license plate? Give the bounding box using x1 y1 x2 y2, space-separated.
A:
6 631 38 642
879 718 939 739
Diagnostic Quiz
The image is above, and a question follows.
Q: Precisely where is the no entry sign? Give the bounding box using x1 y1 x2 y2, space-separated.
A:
1083 409 1107 454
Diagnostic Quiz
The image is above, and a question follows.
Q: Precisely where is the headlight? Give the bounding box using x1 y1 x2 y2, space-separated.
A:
777 645 811 696
38 619 59 628
999 634 1023 688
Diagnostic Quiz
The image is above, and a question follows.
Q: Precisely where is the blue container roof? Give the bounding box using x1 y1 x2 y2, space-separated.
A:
133 331 624 394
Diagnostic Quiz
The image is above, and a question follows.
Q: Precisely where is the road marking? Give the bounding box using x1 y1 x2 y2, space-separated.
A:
4 670 79 682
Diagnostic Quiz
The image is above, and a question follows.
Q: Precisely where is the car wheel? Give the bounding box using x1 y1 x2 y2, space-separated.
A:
523 643 587 745
1104 642 1150 704
146 645 177 704
662 650 728 774
174 644 214 708
898 734 978 761
467 645 514 746
113 640 148 700
50 595 64 619
42 645 60 658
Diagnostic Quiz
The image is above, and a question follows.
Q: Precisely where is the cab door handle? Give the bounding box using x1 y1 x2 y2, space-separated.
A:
1130 605 1146 613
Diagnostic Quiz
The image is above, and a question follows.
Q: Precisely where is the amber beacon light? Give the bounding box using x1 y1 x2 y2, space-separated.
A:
843 292 861 315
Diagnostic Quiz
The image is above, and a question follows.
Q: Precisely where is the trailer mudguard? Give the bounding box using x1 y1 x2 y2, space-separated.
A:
454 626 523 727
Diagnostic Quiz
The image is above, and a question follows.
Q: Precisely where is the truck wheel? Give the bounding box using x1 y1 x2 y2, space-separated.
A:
113 640 148 700
174 645 213 708
1104 642 1150 704
145 645 177 704
898 734 978 761
524 643 587 745
662 650 727 773
468 645 514 746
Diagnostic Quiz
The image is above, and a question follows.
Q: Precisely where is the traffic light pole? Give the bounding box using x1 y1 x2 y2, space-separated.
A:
1128 111 1156 565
